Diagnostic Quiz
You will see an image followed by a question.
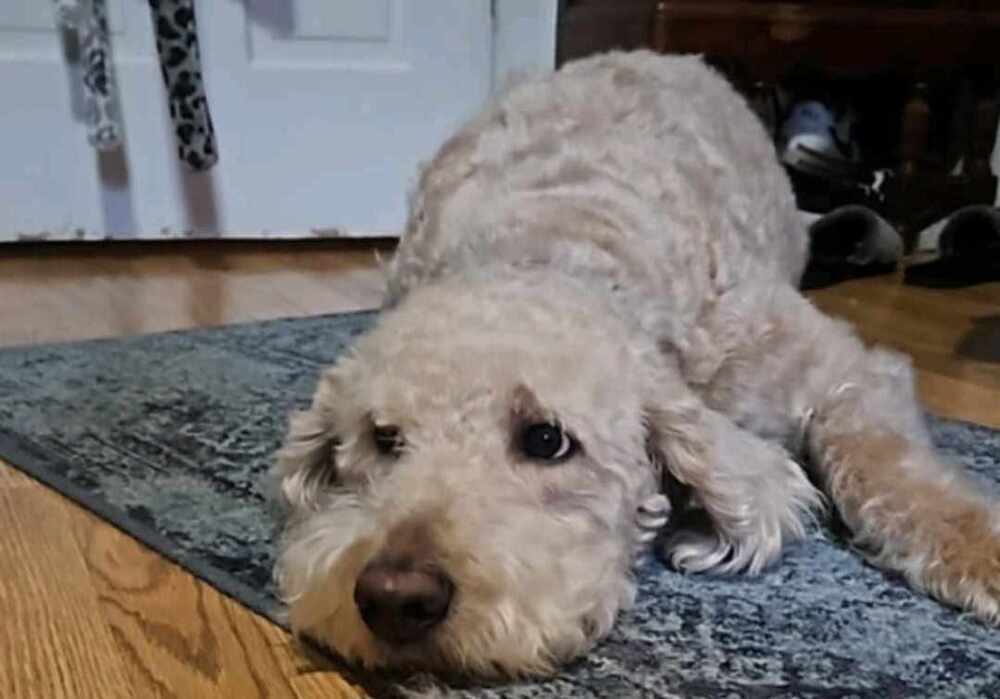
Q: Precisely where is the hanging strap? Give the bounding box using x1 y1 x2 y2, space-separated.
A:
54 0 125 151
80 0 124 150
53 0 82 28
148 0 219 171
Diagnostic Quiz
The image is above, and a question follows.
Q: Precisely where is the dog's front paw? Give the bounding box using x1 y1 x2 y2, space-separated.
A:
658 515 784 575
660 528 733 573
635 494 672 546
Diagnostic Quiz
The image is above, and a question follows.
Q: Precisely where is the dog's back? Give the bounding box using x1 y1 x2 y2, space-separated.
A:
388 51 806 333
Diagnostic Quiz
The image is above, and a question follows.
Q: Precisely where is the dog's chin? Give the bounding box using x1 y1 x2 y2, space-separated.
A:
303 592 623 682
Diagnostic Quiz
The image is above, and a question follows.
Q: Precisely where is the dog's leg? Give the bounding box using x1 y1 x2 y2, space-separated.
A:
691 281 1000 623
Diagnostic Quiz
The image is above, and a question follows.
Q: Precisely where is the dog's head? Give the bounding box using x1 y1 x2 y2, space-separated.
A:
273 274 677 678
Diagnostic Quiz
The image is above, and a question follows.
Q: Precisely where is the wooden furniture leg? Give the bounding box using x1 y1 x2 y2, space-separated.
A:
901 82 930 178
651 1 669 53
968 88 1000 180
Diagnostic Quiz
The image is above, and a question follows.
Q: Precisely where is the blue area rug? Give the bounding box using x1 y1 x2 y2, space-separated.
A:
1 312 998 698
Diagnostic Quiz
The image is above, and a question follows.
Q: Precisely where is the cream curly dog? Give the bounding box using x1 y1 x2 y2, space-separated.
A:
273 51 1000 679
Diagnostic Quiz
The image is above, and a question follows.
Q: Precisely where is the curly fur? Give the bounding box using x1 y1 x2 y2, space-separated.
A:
272 51 1000 680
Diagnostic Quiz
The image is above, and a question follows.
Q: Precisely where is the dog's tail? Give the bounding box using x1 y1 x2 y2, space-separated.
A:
805 351 1000 624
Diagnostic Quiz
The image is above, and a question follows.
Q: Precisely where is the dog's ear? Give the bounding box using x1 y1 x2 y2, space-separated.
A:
640 355 708 496
640 355 744 559
642 361 822 573
641 381 743 570
643 398 699 513
275 372 340 510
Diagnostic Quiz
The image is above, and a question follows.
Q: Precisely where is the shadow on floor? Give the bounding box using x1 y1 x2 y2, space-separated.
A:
956 314 1000 364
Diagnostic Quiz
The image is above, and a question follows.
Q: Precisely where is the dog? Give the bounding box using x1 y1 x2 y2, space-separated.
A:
272 51 1000 680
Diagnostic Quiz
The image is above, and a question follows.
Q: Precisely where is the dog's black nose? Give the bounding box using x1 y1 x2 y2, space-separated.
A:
354 560 453 644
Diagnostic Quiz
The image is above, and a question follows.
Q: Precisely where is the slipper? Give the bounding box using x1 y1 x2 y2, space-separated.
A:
904 205 1000 288
800 205 903 290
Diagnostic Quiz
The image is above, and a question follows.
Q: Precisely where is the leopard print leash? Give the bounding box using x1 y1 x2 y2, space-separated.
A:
148 0 218 171
53 0 218 169
54 0 124 151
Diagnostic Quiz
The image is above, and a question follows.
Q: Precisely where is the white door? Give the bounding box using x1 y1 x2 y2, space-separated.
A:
0 1 556 242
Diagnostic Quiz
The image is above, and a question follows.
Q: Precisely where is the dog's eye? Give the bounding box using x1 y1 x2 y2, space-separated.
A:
520 423 577 461
373 425 404 457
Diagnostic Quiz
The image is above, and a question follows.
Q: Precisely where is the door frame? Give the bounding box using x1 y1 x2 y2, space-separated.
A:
491 0 558 90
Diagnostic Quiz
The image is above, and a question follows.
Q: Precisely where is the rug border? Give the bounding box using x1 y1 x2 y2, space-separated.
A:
0 422 287 626
0 310 383 631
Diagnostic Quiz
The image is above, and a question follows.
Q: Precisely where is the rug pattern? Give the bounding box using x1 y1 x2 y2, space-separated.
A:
1 313 998 698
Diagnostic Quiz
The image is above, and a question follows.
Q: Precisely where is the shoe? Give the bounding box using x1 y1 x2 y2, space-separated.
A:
780 100 862 179
904 206 1000 288
800 205 903 290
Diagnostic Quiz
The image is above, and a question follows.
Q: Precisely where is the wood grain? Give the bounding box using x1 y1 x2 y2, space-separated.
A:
64 495 365 699
0 240 998 697
0 240 389 347
809 272 1000 429
0 468 136 699
0 464 367 699
0 240 383 698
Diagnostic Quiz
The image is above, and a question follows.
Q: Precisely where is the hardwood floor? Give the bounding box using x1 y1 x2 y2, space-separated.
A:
0 241 383 699
0 240 390 347
808 270 1000 429
0 241 998 698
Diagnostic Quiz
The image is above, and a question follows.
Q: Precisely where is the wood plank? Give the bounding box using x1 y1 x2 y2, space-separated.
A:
0 465 136 699
62 487 366 699
809 276 1000 429
241 613 369 699
0 240 387 348
914 368 1000 430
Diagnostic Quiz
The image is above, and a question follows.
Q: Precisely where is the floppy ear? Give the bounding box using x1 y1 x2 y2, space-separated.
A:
641 357 721 501
641 387 711 528
642 361 820 574
274 372 340 511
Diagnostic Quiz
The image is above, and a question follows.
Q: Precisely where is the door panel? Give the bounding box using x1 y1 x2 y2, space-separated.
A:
0 0 501 241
